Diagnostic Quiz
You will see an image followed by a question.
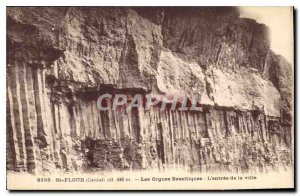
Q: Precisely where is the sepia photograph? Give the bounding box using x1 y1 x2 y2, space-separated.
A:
5 6 294 190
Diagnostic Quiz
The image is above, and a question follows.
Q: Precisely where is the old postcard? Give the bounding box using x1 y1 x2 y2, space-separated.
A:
6 6 294 190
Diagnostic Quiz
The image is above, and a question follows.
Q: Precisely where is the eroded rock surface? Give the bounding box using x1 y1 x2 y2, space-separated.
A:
6 7 293 174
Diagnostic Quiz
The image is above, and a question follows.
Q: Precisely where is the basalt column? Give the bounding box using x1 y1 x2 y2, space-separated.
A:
7 62 27 172
32 63 56 172
6 55 59 173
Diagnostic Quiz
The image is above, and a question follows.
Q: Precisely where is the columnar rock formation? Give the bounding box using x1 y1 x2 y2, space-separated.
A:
6 7 293 174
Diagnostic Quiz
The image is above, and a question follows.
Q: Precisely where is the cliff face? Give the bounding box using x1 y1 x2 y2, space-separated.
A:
6 7 293 174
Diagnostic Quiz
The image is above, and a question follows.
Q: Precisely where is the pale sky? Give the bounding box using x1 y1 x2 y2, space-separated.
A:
239 7 293 64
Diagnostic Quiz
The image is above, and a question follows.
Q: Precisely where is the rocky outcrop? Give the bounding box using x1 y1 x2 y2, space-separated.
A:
6 7 293 174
